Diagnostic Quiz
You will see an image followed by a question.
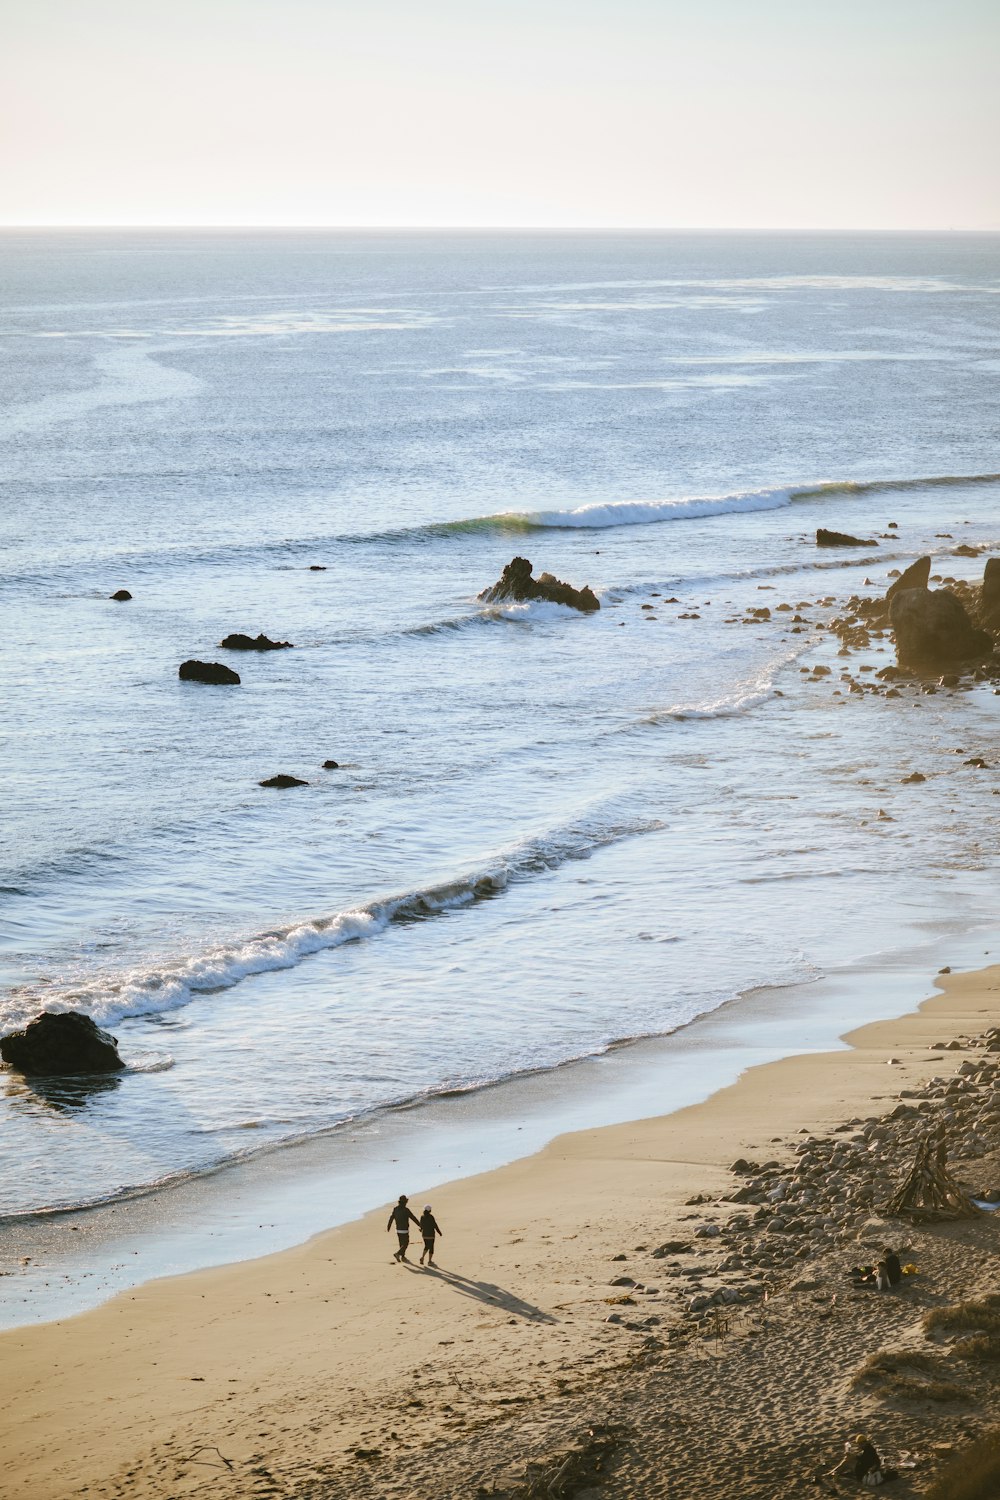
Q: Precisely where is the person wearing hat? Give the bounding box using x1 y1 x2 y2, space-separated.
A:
817 1432 883 1490
386 1195 420 1262
418 1204 443 1266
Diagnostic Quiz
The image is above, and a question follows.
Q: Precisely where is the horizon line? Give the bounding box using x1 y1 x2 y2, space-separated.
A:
2 223 999 234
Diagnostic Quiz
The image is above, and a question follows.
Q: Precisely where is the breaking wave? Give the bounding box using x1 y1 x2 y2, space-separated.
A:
2 811 663 1033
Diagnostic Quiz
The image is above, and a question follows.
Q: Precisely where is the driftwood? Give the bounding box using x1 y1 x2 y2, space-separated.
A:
884 1126 979 1222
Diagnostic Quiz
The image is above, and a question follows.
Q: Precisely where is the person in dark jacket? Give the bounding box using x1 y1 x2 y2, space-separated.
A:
819 1432 883 1489
883 1248 902 1287
387 1195 419 1261
418 1205 443 1266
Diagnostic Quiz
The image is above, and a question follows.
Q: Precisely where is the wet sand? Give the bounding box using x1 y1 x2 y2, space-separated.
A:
5 963 1000 1498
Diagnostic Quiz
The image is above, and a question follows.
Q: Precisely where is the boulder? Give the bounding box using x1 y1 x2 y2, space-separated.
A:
981 558 1000 628
322 759 340 769
178 660 241 685
219 633 293 652
478 557 600 613
1 1011 125 1075
886 556 931 601
259 774 308 788
816 529 878 548
889 589 994 668
109 589 132 601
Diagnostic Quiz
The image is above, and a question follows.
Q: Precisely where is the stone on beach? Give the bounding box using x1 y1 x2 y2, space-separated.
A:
889 588 994 668
478 556 600 613
178 659 241 684
0 1011 125 1075
885 554 931 601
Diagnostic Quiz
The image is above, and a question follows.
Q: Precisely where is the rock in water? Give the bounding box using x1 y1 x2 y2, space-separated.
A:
816 528 878 547
219 633 294 651
259 774 309 788
889 588 994 668
322 759 340 769
886 556 931 601
1 1012 125 1075
178 660 241 685
109 589 132 601
478 556 600 613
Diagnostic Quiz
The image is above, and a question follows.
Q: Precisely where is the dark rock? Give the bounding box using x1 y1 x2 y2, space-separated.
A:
178 660 241 685
886 556 931 601
889 589 994 668
816 529 878 548
1 1011 125 1076
322 760 340 770
259 774 309 788
109 589 132 601
954 543 980 557
900 771 926 784
219 633 293 652
308 565 327 571
478 556 600 613
980 558 1000 629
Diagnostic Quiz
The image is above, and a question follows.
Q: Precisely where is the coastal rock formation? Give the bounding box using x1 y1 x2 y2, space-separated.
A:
219 633 293 651
109 589 132 601
815 528 878 548
178 659 241 685
478 556 600 613
322 759 340 769
885 555 931 601
889 588 994 669
0 1011 125 1075
981 558 1000 629
259 773 308 788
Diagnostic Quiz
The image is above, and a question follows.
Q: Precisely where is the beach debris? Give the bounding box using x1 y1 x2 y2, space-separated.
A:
178 659 241 685
109 588 132 601
816 528 878 547
259 774 309 788
478 556 600 613
0 1011 125 1076
219 632 293 651
884 1126 980 1222
491 1424 623 1498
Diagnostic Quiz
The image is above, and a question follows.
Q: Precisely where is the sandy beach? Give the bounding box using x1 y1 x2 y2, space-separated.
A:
4 962 1000 1499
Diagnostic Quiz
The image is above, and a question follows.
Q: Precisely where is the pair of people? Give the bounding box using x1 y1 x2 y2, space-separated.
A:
386 1194 442 1265
851 1248 902 1292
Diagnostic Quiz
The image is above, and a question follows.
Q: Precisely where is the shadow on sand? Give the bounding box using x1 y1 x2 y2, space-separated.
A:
405 1262 556 1323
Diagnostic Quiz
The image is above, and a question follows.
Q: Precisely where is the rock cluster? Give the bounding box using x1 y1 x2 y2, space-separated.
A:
609 1024 1000 1334
816 528 878 547
0 1011 125 1075
478 557 600 613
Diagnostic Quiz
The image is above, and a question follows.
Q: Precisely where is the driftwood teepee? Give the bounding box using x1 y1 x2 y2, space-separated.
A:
884 1125 979 1222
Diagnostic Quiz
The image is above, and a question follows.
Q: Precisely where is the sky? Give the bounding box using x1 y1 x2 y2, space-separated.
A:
1 0 998 229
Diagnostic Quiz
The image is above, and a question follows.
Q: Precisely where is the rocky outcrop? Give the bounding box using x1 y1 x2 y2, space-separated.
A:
260 774 308 788
886 555 931 601
109 589 132 601
980 558 1000 629
219 633 293 652
322 759 340 770
179 660 241 685
478 557 600 613
816 528 877 548
1 1011 125 1075
889 588 994 668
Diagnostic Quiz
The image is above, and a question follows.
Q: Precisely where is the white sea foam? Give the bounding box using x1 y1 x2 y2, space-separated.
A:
1 813 662 1033
495 489 797 530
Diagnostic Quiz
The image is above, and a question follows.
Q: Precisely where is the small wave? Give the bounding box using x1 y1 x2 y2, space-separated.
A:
1 812 663 1033
639 651 803 726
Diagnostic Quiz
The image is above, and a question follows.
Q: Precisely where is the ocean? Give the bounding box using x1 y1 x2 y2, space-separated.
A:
2 228 999 1258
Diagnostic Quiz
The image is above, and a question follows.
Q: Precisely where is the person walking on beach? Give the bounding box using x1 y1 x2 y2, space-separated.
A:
418 1204 442 1266
387 1194 419 1262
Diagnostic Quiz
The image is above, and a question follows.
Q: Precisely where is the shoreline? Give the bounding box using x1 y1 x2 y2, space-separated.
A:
3 903 997 1331
5 954 1000 1498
